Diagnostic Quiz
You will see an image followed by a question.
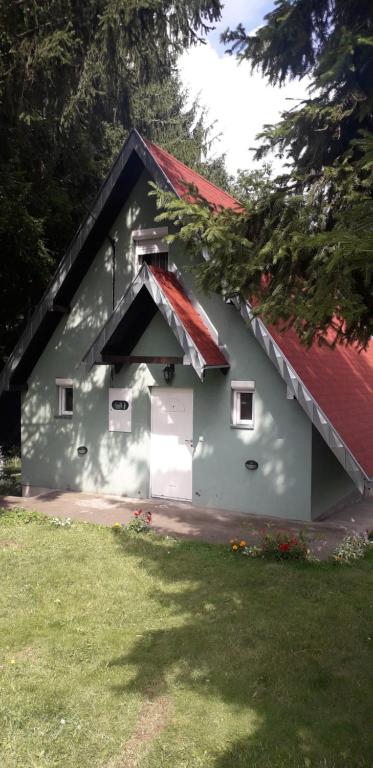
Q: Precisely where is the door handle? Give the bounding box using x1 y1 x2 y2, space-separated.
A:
185 439 194 448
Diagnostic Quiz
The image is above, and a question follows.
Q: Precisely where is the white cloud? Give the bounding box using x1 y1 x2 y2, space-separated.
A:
178 42 310 175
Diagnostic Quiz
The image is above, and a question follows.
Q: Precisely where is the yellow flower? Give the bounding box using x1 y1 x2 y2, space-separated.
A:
10 659 15 664
232 544 238 551
229 539 236 544
112 522 122 533
239 540 247 547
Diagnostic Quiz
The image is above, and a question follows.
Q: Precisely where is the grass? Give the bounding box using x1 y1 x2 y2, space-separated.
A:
0 452 21 496
1 508 373 768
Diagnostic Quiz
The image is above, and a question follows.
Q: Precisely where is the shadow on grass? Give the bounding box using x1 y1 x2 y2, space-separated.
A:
108 531 373 767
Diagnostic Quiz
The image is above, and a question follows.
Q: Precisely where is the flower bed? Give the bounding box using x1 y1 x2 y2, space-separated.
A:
230 528 310 561
112 509 152 535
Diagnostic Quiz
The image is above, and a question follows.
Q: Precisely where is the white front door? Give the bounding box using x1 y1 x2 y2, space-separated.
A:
150 388 193 501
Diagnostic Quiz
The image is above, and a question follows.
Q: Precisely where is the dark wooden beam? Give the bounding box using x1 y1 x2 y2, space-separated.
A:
97 354 184 365
8 383 28 392
46 302 70 315
52 303 70 314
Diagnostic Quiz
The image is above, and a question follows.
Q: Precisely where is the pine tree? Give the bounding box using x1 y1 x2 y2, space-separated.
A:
157 0 373 347
0 0 222 361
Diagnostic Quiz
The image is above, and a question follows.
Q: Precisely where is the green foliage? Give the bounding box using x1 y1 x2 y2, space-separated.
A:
0 506 47 526
258 529 309 561
126 508 153 533
0 451 21 496
0 0 223 362
239 528 310 561
158 0 373 347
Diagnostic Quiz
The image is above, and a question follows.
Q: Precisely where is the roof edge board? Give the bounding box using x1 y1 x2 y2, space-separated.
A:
134 130 179 197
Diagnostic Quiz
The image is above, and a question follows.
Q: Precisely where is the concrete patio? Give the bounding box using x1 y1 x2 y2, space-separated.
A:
2 489 373 559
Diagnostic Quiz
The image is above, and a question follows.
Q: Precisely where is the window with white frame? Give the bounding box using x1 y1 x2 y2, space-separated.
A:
132 227 168 270
231 380 255 429
56 378 74 416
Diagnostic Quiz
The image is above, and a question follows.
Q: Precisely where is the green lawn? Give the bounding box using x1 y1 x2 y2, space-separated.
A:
1 509 373 768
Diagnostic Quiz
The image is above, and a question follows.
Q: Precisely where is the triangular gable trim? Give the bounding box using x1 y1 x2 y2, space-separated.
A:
83 263 229 380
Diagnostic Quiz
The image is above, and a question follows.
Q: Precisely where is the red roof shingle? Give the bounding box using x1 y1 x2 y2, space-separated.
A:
145 139 243 211
149 266 228 368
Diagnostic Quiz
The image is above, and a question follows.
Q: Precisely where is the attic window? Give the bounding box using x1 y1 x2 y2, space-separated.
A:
56 378 73 417
132 227 168 270
231 380 255 429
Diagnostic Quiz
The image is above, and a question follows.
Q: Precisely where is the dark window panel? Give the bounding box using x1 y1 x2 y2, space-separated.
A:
65 387 73 413
240 392 253 421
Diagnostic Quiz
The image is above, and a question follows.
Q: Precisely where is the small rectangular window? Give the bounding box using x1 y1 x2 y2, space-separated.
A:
231 381 255 429
132 227 169 271
56 378 74 417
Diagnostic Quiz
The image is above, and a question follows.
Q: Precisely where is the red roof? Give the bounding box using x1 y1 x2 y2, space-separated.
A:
269 324 373 478
145 139 242 211
149 266 228 368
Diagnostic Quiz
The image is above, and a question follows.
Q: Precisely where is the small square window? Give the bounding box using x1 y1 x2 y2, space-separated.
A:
231 381 255 429
132 227 169 272
56 378 74 417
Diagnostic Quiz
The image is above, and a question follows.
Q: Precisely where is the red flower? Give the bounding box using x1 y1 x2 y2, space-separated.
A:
279 542 290 552
147 515 152 522
134 510 141 517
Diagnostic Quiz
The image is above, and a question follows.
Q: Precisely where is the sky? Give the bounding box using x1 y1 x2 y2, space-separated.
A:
178 1 309 175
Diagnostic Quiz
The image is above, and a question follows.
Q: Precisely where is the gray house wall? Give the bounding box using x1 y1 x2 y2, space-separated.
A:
21 167 350 521
311 426 358 519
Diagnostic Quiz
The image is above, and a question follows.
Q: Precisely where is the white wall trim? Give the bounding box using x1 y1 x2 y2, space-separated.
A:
231 380 255 390
55 377 73 387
